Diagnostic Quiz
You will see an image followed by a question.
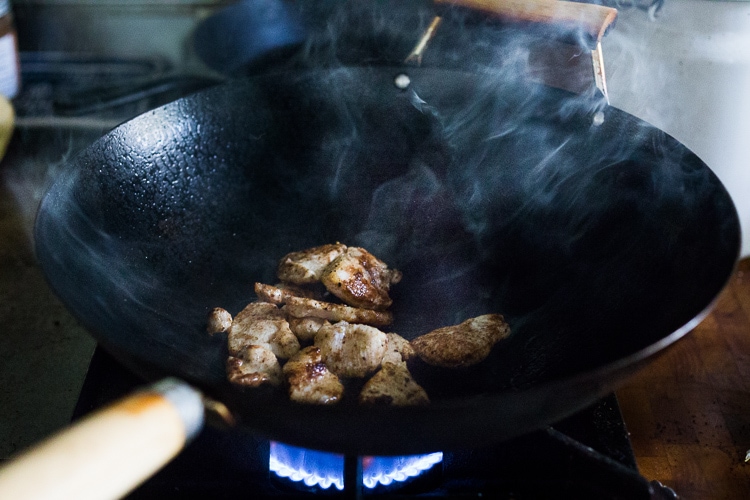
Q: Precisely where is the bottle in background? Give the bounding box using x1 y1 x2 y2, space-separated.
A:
0 0 19 99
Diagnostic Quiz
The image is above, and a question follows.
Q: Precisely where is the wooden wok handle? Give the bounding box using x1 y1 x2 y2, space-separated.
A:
0 379 204 500
435 0 618 42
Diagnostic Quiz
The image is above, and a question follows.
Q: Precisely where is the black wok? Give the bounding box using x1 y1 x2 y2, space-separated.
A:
34 64 740 455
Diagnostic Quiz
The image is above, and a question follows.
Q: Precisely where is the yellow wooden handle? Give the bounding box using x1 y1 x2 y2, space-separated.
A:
0 94 13 161
0 379 204 500
434 0 618 42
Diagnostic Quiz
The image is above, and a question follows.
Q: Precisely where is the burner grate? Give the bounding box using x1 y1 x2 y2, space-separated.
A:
72 348 674 499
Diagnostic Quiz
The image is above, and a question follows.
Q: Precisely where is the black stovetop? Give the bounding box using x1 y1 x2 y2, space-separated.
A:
73 347 663 499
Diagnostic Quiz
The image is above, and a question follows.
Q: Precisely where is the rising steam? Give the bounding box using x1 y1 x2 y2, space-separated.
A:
27 0 739 397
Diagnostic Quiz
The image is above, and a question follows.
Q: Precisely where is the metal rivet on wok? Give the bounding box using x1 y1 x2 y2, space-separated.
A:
394 73 411 90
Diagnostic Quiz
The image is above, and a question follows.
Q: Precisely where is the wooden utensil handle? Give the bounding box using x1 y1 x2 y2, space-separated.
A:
435 0 618 42
0 378 204 500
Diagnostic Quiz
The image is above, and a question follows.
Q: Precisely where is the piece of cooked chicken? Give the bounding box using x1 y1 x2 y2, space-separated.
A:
288 316 330 342
254 282 319 305
283 295 393 327
314 321 388 378
359 361 429 406
382 333 416 365
283 346 344 404
207 307 232 335
277 243 348 284
320 247 402 310
411 314 511 369
228 302 300 359
231 301 284 322
227 345 283 387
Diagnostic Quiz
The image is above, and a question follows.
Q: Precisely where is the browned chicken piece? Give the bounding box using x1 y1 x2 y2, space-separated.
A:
382 333 416 365
283 296 393 327
411 314 511 369
226 345 283 387
320 247 402 310
283 346 344 404
229 302 300 359
254 282 318 305
206 307 232 335
359 361 429 406
277 243 348 285
232 301 284 322
314 321 389 378
288 316 330 342
276 281 320 299
254 282 298 305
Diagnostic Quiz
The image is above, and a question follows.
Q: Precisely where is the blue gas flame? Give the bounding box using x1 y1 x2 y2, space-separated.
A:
269 441 443 490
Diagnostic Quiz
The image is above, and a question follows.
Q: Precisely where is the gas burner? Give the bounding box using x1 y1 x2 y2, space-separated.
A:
269 441 443 492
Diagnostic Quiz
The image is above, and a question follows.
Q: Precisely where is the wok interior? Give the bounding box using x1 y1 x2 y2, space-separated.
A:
37 68 739 417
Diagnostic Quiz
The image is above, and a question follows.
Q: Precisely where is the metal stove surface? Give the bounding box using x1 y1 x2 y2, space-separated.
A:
74 347 660 499
12 52 221 132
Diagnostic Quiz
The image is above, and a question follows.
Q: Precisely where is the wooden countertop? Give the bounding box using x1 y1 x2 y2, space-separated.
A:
617 258 750 499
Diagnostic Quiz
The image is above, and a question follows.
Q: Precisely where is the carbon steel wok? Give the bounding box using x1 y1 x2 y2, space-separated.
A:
34 65 740 455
